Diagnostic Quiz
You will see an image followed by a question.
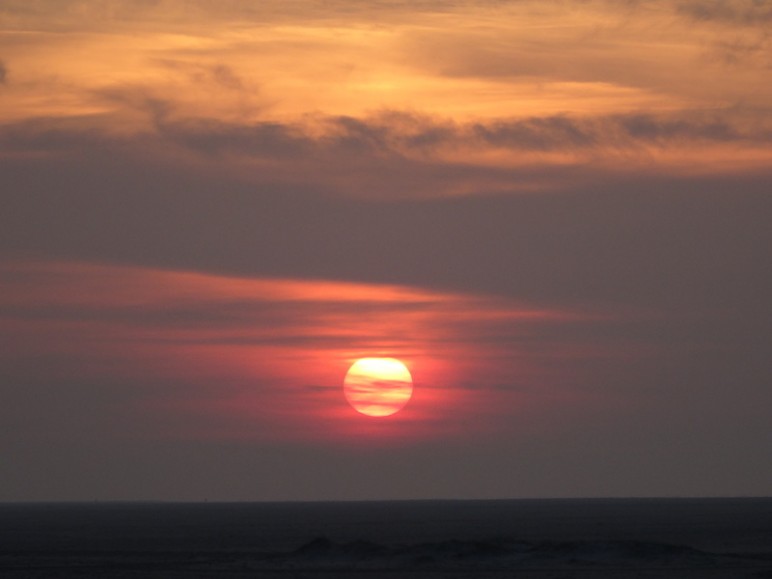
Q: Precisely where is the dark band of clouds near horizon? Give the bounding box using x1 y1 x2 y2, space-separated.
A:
1 0 770 501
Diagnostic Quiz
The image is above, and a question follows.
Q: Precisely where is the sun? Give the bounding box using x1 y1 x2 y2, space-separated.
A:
343 358 413 417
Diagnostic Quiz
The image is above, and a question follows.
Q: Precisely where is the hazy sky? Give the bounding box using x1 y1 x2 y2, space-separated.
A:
1 0 771 501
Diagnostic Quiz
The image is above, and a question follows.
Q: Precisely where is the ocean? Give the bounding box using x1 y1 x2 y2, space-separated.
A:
1 498 770 577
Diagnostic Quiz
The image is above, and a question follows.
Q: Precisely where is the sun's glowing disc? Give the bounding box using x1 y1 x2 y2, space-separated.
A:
343 358 413 417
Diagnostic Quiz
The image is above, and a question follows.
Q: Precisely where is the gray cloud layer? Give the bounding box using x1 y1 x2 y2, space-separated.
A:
5 107 769 158
3 119 771 318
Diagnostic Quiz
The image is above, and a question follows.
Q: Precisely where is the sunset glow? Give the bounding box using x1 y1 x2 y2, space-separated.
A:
0 259 586 444
2 0 771 501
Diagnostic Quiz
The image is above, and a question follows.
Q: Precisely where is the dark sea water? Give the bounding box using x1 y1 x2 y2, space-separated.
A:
1 498 771 578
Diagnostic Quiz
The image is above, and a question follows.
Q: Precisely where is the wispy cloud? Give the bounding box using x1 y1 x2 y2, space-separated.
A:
3 107 770 195
3 0 771 124
676 0 772 25
0 258 589 444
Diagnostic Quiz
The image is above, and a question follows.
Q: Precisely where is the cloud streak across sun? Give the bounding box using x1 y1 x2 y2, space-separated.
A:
0 259 597 445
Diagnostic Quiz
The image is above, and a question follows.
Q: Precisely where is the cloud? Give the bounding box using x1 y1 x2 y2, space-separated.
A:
0 258 586 448
470 112 769 150
155 60 245 92
0 0 457 33
676 0 772 25
4 0 770 137
109 108 770 161
3 119 772 321
3 255 771 499
161 117 313 158
5 106 769 211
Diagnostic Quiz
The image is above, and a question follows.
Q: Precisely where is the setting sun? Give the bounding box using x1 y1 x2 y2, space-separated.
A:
343 358 413 417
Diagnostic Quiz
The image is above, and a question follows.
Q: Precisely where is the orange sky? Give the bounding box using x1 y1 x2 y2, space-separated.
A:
2 0 771 195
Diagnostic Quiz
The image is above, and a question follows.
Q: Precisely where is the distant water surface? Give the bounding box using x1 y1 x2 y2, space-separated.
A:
1 498 770 577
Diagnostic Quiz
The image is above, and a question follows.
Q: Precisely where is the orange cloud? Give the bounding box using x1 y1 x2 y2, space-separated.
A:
2 1 770 197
